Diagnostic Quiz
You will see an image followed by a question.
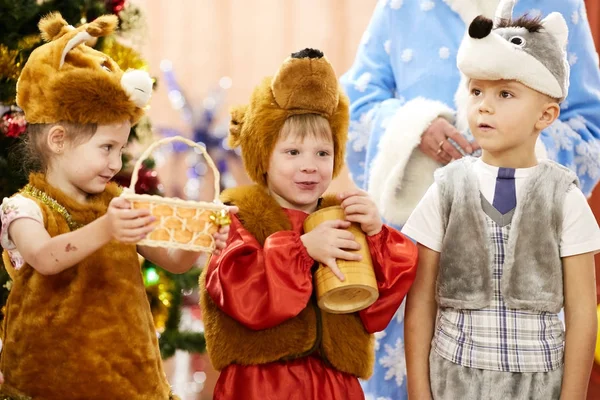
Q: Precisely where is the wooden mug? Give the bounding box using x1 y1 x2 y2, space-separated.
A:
303 205 379 314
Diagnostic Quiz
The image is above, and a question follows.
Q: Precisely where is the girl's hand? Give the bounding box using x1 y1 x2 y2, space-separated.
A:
212 206 238 256
339 190 383 236
300 219 362 281
105 197 155 243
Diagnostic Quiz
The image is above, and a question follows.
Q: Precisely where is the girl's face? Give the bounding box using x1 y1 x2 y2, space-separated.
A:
266 130 334 213
53 121 130 201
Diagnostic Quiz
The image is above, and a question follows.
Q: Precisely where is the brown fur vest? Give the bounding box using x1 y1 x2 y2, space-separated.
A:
0 174 173 400
200 185 374 379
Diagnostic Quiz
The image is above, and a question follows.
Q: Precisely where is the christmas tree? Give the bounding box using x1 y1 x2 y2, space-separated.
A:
0 0 205 359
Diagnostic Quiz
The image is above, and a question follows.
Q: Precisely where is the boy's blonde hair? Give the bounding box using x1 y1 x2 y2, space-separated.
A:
279 114 333 142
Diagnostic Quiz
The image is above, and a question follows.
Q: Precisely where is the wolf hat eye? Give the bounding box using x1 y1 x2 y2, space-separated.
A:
509 36 526 46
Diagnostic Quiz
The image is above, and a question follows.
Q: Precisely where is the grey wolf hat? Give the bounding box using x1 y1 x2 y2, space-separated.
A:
457 0 570 102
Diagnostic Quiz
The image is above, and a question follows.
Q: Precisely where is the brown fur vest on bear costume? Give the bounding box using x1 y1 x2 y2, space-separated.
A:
200 185 374 379
0 174 174 400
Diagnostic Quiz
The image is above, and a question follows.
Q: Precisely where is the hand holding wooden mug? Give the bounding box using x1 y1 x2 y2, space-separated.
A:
338 190 383 237
300 219 362 281
303 203 379 314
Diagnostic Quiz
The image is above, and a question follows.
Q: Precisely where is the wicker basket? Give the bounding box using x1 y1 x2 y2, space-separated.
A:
120 136 229 253
303 206 379 314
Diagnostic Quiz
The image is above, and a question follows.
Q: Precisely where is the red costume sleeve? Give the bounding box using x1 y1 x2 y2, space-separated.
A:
358 225 418 333
205 215 315 330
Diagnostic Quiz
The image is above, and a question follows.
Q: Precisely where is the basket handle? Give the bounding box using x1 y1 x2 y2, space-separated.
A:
128 136 221 203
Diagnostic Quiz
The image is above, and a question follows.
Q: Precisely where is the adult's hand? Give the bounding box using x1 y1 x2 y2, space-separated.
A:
418 117 479 164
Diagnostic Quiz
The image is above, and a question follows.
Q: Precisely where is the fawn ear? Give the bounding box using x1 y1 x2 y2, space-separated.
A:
39 12 69 42
228 105 247 148
85 14 118 38
542 12 569 50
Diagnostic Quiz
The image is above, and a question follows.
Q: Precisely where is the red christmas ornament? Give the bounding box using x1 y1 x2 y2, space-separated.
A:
111 172 132 188
135 166 159 195
107 0 127 15
1 112 27 138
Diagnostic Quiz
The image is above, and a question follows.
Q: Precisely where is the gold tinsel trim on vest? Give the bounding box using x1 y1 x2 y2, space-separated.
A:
20 184 83 230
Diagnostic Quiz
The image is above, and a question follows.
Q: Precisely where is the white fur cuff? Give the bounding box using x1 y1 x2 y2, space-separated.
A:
368 97 455 226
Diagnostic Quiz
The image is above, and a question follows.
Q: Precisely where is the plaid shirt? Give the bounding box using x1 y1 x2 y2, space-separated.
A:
432 214 564 373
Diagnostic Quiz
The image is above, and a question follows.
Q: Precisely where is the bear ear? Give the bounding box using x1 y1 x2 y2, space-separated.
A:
39 12 69 42
542 12 569 50
86 14 118 38
228 104 247 147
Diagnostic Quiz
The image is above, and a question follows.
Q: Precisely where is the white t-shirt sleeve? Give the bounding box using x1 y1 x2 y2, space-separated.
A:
401 183 444 252
560 184 600 257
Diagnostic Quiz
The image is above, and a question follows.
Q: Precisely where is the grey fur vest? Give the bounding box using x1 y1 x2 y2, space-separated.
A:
434 157 578 313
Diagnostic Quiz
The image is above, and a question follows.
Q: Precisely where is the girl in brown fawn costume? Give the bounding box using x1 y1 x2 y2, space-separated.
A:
200 48 418 399
0 13 231 400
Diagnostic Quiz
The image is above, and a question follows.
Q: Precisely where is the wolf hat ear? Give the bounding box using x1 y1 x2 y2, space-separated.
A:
494 0 516 26
542 12 570 97
542 12 569 50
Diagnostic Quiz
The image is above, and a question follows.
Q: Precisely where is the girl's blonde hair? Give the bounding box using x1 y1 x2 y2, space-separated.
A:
279 113 333 142
18 122 97 173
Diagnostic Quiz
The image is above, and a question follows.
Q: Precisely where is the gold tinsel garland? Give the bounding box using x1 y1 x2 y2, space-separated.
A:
0 46 21 81
0 35 40 82
99 36 148 71
143 262 175 333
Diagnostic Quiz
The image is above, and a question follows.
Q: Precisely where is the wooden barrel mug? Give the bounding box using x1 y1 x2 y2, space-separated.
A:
303 205 379 314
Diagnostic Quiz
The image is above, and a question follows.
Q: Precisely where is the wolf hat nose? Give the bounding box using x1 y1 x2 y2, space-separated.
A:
469 16 494 39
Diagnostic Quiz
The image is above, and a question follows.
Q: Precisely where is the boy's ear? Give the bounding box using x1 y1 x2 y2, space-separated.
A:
47 125 67 153
536 101 560 131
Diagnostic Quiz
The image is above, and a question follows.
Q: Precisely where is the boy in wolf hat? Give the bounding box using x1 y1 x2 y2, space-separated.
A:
200 48 418 399
403 1 600 399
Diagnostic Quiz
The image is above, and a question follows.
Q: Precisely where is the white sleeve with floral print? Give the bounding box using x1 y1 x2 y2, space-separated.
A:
1 195 43 270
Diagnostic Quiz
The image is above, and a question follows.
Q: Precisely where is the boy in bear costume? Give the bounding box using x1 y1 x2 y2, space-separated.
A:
403 1 600 399
199 48 418 399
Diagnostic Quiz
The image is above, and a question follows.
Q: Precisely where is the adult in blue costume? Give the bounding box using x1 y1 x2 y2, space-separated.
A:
341 1 600 399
